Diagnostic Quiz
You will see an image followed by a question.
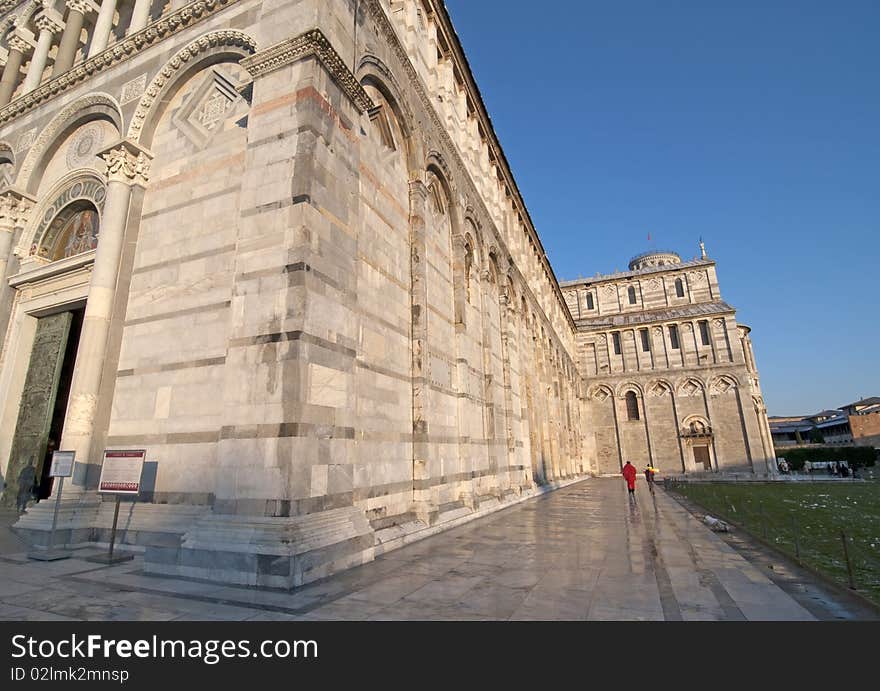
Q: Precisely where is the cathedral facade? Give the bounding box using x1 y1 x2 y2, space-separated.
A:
561 248 775 477
0 0 773 587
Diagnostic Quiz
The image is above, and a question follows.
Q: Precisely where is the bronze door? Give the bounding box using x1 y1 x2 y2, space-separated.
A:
4 312 72 507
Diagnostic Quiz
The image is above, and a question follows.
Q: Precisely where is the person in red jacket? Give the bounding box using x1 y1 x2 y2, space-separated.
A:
622 461 637 496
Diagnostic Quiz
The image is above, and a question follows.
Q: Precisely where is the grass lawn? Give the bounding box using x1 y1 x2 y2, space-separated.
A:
669 480 880 607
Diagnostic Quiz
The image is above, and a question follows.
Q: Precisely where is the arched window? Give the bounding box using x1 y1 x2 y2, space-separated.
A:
689 419 707 434
675 278 685 298
35 201 100 261
625 391 640 421
628 286 637 304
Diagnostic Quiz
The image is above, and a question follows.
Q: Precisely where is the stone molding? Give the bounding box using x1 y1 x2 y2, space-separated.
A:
127 29 257 142
0 0 238 125
240 29 374 113
98 139 151 186
16 92 122 187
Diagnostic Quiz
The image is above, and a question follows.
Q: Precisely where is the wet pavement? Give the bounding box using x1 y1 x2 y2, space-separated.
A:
0 479 875 620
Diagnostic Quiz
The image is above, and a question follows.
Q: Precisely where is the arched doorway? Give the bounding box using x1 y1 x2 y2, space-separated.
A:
4 198 101 507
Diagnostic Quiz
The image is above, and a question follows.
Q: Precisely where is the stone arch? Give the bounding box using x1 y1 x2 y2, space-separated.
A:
505 273 517 304
7 1 41 33
16 93 123 193
616 381 644 397
18 170 107 260
681 414 710 434
357 53 421 173
0 140 13 163
127 30 258 147
0 141 14 186
486 248 500 286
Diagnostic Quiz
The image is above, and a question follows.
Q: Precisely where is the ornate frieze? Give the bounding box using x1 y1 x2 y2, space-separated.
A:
0 0 240 125
240 29 374 113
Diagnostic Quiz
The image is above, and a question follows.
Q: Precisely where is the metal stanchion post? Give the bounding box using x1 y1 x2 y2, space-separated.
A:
841 531 857 589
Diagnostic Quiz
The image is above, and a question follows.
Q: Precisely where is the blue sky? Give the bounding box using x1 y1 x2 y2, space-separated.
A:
444 0 879 416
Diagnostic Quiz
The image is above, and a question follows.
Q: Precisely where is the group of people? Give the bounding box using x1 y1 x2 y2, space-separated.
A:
622 461 658 496
812 461 852 477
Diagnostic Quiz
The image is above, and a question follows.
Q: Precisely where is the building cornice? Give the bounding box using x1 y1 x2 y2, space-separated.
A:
240 29 373 112
366 0 577 337
561 259 716 288
574 301 736 330
0 0 238 126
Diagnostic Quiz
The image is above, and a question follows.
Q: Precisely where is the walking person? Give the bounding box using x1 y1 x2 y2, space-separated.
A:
15 463 36 514
644 465 657 495
622 461 637 498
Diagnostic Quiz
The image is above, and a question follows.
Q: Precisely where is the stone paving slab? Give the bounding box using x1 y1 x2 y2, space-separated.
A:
1 479 873 620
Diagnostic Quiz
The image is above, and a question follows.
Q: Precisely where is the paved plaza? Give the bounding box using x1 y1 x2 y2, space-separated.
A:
0 479 875 621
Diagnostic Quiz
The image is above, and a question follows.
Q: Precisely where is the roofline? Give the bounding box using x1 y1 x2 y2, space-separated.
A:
429 1 576 331
560 258 716 288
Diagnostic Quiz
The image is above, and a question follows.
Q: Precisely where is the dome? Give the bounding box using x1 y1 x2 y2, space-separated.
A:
628 250 682 271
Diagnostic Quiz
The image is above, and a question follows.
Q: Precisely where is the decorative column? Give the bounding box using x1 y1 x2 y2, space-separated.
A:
22 11 64 94
52 0 92 77
408 179 431 518
60 140 150 490
128 0 152 34
88 0 117 57
0 188 35 277
0 189 35 341
0 32 33 106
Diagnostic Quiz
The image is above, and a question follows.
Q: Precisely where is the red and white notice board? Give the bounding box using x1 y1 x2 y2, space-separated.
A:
98 450 145 494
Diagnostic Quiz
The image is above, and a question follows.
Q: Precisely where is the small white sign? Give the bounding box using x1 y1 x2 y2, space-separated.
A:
49 450 75 478
98 450 145 494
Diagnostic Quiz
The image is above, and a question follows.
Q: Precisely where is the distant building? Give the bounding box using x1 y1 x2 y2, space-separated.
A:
770 397 880 448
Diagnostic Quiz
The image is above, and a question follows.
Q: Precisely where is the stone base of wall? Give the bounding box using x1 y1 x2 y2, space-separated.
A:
12 493 209 549
12 475 590 589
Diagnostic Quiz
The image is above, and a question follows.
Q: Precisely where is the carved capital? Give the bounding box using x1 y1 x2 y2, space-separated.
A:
8 31 35 55
35 11 64 34
66 0 95 15
0 188 35 229
98 139 152 186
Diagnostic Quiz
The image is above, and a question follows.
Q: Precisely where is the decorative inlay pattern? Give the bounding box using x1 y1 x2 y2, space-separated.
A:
15 127 36 152
65 124 105 169
127 30 257 141
120 73 147 105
